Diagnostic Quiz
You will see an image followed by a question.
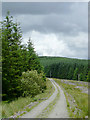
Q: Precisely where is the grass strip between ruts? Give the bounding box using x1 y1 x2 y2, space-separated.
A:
37 82 60 118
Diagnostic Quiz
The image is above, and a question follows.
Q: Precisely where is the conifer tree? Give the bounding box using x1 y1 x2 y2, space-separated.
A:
1 12 45 101
27 38 42 73
72 68 78 80
86 71 90 82
2 12 22 100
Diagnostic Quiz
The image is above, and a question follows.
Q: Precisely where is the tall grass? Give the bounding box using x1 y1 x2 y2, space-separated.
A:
1 79 54 118
1 96 32 118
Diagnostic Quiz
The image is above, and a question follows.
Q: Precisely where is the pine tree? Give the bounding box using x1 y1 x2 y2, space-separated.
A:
2 12 23 100
20 44 28 72
73 68 78 80
27 38 42 73
0 27 2 100
86 71 90 82
1 12 46 101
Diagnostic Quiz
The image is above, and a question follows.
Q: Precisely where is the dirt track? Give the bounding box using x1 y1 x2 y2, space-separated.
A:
20 78 69 118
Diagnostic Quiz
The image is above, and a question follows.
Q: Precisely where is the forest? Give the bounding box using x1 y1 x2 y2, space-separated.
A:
39 56 90 82
1 12 46 101
0 12 90 103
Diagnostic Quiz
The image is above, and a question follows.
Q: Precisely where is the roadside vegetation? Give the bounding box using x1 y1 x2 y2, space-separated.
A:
0 11 89 119
54 78 88 118
0 11 47 118
21 70 46 97
1 79 54 118
1 11 46 101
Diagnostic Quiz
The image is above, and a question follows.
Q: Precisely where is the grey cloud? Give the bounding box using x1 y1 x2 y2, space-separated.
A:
43 15 81 35
2 2 88 59
21 13 87 35
2 2 88 35
2 2 72 15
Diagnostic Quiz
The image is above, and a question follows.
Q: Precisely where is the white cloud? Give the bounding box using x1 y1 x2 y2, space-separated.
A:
22 30 88 59
4 2 87 59
63 32 88 48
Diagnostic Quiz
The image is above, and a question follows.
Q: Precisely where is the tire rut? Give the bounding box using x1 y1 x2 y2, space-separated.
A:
20 78 58 118
48 79 69 118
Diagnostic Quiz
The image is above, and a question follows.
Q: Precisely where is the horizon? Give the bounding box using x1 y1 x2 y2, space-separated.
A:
2 2 88 60
38 55 89 60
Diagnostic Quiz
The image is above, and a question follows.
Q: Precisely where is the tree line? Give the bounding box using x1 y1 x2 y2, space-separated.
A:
1 12 46 101
39 56 89 82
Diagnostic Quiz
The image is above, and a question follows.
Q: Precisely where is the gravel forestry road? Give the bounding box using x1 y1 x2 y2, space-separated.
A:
48 79 69 118
20 78 69 118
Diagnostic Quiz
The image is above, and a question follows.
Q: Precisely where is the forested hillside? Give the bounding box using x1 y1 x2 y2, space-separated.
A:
1 11 89 102
39 56 89 82
1 12 46 101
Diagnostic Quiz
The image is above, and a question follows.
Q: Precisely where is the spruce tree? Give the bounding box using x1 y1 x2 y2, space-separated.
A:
20 44 28 72
27 38 42 73
73 68 78 80
86 71 90 82
0 27 2 101
1 12 22 100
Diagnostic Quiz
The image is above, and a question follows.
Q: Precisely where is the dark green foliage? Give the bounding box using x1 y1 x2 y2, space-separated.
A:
80 73 83 81
86 71 90 82
27 38 43 73
2 12 23 100
1 12 45 101
39 56 88 82
73 68 78 80
0 26 2 101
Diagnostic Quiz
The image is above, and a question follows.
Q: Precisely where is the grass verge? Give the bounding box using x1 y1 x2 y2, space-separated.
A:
54 78 88 118
1 78 55 118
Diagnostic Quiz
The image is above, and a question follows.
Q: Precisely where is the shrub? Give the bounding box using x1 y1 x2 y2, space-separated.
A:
21 70 46 97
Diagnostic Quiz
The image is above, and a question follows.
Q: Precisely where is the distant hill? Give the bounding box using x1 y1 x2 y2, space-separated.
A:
39 56 88 81
39 56 88 67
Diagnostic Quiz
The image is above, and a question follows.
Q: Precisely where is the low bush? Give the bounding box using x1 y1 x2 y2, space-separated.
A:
21 70 46 97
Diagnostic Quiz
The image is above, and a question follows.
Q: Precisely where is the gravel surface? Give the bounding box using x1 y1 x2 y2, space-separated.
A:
48 79 69 118
20 78 69 118
20 78 58 118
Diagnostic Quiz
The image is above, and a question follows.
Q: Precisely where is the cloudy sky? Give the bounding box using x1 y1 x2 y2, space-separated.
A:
2 2 88 59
